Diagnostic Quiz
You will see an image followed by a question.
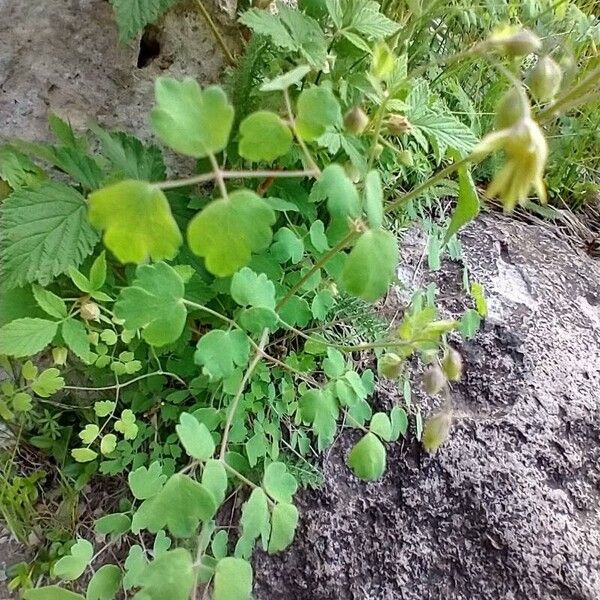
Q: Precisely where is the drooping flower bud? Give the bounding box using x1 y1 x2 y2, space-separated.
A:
344 106 369 135
487 27 541 57
422 365 447 395
441 347 463 381
494 86 529 130
371 42 395 80
378 353 403 379
422 410 453 453
386 115 412 135
398 149 413 166
52 347 68 366
527 56 562 101
80 301 100 321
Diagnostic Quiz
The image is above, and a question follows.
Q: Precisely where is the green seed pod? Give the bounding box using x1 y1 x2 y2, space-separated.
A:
387 114 412 135
422 365 447 395
527 56 562 101
80 300 100 321
398 149 413 167
52 347 68 366
489 28 541 57
422 410 453 453
344 106 369 135
378 353 404 379
494 87 529 130
373 143 384 160
441 347 463 381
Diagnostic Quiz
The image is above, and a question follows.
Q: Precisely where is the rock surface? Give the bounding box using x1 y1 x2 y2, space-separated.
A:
254 215 600 600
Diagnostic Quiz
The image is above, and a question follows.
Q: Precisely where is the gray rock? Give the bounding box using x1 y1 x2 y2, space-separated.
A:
255 215 600 600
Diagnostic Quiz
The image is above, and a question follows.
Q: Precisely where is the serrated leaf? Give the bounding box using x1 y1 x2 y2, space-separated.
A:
445 164 480 242
341 229 398 302
134 549 195 600
239 9 298 50
187 189 276 277
88 180 182 264
176 412 216 461
53 539 93 581
194 329 250 381
0 318 58 357
296 87 342 141
128 462 167 500
79 424 100 444
151 77 234 158
111 0 179 41
277 5 328 67
213 557 253 600
24 587 84 600
94 400 116 418
230 267 276 309
239 111 292 162
62 318 94 363
0 145 46 190
86 564 121 600
349 1 400 39
347 432 386 481
260 65 311 92
364 170 383 228
263 462 297 504
0 183 98 289
310 164 359 220
31 285 67 319
268 502 298 553
114 262 186 346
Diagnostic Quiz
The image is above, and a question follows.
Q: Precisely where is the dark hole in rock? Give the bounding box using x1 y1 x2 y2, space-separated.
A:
137 26 161 68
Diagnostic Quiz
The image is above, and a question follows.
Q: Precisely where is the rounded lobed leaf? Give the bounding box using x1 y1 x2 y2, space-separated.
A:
347 432 387 481
239 111 293 162
296 86 342 141
88 180 182 264
213 557 253 600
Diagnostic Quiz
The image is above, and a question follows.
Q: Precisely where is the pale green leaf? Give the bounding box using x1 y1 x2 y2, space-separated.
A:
94 400 116 418
341 229 398 302
114 262 187 346
260 65 311 92
100 434 118 456
79 424 100 444
213 557 253 600
201 459 228 506
194 329 250 381
271 227 304 264
53 539 94 581
296 87 342 141
239 111 292 162
86 564 121 600
349 1 400 39
268 502 298 554
369 412 392 441
32 285 67 319
95 513 131 536
0 183 98 289
151 77 234 158
0 318 58 357
263 461 297 504
347 432 386 481
239 9 298 51
187 189 275 277
128 462 167 500
230 267 276 309
62 318 94 364
71 448 98 463
364 170 383 228
176 412 216 461
310 164 359 219
89 251 108 290
299 388 338 450
24 587 84 600
239 488 270 543
88 180 182 264
445 164 480 242
134 549 195 600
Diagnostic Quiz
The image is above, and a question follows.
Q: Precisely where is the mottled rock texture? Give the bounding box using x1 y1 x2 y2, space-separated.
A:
255 215 600 600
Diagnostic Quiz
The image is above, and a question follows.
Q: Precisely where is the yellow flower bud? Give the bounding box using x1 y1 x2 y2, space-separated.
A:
378 353 403 379
441 347 463 381
344 106 369 135
386 115 412 135
372 42 395 80
527 56 562 101
52 347 68 366
487 27 541 57
80 301 100 321
494 87 529 130
422 410 453 453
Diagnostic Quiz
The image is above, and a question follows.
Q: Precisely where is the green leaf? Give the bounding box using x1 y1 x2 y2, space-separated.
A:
111 0 179 41
460 308 481 339
347 432 386 481
0 318 58 357
341 229 398 302
260 65 311 92
91 126 166 182
24 587 84 600
240 9 297 50
95 513 131 536
134 549 195 600
369 412 392 441
32 285 67 319
263 461 298 504
128 462 167 500
71 448 98 463
296 87 342 141
277 5 328 67
471 281 488 317
132 474 216 537
12 392 32 412
278 295 312 328
89 251 108 290
176 412 216 461
311 289 334 320
299 388 338 449
201 459 228 506
151 77 234 158
114 409 139 441
230 267 276 309
348 1 399 39
62 318 94 364
211 530 229 560
239 111 292 162
194 329 250 380
271 227 304 264
88 180 182 264
79 424 100 444
0 286 44 326
0 182 98 289
122 545 147 591
0 145 46 190
86 564 121 600
390 406 408 441
100 434 118 456
409 110 478 158
187 189 276 277
239 488 270 543
114 262 187 346
238 307 279 334
53 539 94 581
48 114 87 151
94 400 116 418
310 164 360 220
213 557 253 600
268 502 298 554
445 164 479 242
309 220 329 252
364 170 383 228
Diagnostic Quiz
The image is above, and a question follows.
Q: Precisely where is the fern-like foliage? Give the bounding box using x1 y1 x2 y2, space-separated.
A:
111 0 179 41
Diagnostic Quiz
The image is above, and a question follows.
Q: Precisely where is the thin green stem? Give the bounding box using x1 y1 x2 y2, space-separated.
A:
219 329 269 461
283 88 320 174
155 168 319 190
207 152 228 199
367 95 390 171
